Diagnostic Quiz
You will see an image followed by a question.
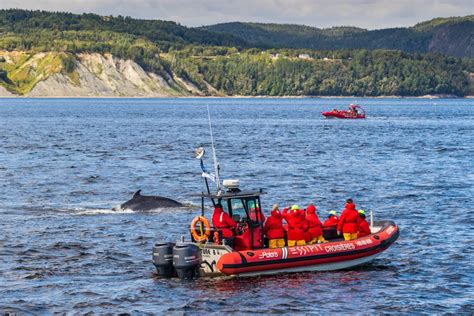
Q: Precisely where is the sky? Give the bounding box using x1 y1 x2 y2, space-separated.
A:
1 0 472 29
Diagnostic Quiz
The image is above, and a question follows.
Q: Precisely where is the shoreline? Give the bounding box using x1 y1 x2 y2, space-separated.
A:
0 95 472 99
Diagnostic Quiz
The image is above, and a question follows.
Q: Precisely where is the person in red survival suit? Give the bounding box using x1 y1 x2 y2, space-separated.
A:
357 210 371 237
301 209 311 244
283 205 306 246
323 210 339 228
264 204 285 248
306 204 327 244
322 210 339 240
212 203 237 246
337 199 360 241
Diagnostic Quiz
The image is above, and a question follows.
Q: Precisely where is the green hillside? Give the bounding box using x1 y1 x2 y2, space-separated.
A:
171 48 473 96
0 9 245 50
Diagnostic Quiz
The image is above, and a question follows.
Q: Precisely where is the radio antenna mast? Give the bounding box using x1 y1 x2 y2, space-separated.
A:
207 104 222 194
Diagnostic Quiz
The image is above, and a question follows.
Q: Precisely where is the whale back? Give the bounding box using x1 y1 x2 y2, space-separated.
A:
118 190 183 211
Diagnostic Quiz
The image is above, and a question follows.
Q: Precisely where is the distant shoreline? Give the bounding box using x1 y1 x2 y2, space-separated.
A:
0 95 472 99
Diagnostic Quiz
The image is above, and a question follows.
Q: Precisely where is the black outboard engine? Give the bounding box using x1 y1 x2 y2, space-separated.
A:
152 242 175 277
172 242 201 280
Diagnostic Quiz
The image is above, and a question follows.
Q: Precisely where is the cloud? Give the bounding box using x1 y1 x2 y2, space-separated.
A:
1 0 472 29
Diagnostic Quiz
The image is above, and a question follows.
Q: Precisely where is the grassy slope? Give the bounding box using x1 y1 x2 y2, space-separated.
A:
0 51 77 94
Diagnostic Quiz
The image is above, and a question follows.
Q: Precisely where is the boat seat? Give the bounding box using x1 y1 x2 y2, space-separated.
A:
234 226 264 251
323 227 339 240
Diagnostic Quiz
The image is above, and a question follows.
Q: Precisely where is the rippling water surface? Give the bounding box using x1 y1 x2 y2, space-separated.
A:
1 98 473 313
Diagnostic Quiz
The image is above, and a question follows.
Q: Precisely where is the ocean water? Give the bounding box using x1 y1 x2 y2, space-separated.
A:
0 98 473 314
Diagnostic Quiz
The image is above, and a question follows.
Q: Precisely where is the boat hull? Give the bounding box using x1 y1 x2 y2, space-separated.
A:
236 252 383 277
322 112 366 119
216 221 398 277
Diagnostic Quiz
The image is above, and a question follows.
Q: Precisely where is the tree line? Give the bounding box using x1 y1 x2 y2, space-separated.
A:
173 50 472 96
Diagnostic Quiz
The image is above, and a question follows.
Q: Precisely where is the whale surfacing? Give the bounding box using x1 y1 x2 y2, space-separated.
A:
113 190 183 211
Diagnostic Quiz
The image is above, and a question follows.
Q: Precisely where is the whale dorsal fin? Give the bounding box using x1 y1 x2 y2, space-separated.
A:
133 190 142 198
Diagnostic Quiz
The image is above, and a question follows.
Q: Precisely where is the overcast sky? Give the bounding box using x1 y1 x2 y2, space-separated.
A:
1 0 472 29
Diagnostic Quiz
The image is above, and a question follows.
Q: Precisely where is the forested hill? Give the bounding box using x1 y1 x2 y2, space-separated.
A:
0 9 246 50
1 9 473 57
201 16 474 58
0 9 473 97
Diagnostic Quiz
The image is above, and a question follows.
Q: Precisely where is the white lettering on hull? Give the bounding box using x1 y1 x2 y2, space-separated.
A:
258 251 279 259
355 238 373 246
324 243 356 252
386 226 395 235
289 245 322 256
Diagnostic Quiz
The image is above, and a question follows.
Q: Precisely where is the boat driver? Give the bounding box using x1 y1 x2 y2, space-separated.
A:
212 203 237 247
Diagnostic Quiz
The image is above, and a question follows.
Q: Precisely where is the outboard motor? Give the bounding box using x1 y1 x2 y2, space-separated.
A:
152 242 175 277
172 242 201 280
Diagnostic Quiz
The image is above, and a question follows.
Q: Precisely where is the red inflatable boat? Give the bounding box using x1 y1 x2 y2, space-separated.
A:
152 147 398 279
323 104 366 119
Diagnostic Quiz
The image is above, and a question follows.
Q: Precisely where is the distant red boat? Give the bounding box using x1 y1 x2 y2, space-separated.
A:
323 104 366 119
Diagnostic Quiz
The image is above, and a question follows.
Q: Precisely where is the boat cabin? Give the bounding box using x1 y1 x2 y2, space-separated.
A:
195 189 266 251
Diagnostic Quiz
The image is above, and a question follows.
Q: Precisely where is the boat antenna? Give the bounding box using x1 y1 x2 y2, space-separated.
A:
207 104 222 194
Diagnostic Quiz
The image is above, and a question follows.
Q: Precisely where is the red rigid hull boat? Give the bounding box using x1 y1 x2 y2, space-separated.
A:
152 147 399 279
323 104 366 119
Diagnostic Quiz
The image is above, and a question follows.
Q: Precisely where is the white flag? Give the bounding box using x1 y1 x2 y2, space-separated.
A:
202 172 216 183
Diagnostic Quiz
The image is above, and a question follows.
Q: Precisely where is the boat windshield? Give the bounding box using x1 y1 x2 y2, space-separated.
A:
229 199 247 222
247 199 263 222
220 197 263 223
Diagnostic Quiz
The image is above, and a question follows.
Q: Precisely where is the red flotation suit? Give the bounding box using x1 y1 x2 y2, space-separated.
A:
306 204 323 240
323 215 339 228
358 218 371 237
212 206 237 238
283 208 305 241
337 203 359 234
264 209 285 239
302 213 311 243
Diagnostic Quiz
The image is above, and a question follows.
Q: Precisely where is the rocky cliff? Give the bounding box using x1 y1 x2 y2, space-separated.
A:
428 21 474 58
0 85 12 96
0 51 205 97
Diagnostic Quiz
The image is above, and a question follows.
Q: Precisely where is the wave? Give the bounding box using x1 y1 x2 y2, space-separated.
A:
72 205 194 215
72 207 135 215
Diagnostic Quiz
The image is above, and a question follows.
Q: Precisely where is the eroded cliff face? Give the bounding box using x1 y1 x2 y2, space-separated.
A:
428 21 474 58
0 85 13 96
0 52 206 97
